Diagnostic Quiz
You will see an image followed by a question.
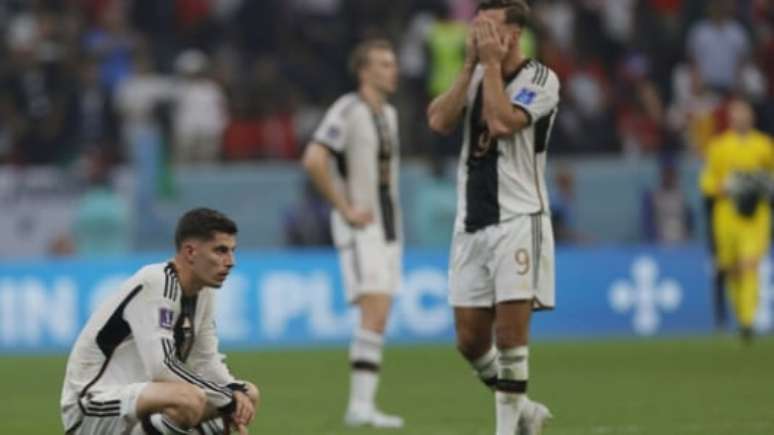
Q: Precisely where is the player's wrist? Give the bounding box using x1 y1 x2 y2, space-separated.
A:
218 397 238 415
227 382 249 394
482 60 501 69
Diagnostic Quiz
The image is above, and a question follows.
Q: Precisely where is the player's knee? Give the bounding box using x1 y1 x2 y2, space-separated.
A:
361 315 388 334
171 385 206 427
456 331 489 361
494 325 528 349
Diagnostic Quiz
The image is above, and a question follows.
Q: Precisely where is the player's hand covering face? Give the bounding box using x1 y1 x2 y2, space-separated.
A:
188 232 236 288
474 9 519 64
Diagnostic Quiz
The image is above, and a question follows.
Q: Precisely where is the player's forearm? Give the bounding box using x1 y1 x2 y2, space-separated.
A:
156 337 235 408
427 64 475 135
302 145 351 214
481 63 523 138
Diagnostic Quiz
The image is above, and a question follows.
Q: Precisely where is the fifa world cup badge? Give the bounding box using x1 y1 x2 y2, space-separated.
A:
159 308 175 330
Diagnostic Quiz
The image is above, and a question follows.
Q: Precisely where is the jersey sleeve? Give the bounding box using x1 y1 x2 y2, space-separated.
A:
509 66 560 125
187 290 237 385
123 267 235 411
311 98 350 153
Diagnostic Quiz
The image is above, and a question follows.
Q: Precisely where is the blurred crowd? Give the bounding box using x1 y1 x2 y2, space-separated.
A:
1 0 774 255
0 0 772 168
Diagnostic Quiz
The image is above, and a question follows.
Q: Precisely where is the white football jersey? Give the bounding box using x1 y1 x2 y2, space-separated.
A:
60 262 236 432
312 93 401 246
455 60 560 233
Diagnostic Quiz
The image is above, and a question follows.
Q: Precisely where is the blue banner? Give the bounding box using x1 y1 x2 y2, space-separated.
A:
1 246 773 353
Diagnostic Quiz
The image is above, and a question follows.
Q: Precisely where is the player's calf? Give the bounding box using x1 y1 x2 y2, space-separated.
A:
454 307 497 389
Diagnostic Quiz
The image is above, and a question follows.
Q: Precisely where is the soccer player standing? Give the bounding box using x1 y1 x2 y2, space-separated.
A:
700 99 774 342
61 208 259 435
302 39 403 428
427 1 557 434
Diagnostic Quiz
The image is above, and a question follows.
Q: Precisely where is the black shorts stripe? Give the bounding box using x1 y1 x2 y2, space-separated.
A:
82 409 120 417
86 399 120 407
534 215 542 290
84 404 121 413
65 420 83 434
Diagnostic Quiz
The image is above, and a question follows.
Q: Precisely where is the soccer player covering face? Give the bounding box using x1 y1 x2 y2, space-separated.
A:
61 208 259 435
302 40 403 429
427 1 559 434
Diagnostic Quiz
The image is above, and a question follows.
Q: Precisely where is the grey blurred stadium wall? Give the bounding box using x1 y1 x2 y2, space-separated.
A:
0 156 704 258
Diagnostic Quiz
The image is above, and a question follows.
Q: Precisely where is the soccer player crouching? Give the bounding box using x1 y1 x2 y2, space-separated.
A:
61 208 259 435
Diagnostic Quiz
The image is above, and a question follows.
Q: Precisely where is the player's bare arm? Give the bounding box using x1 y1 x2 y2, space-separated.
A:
476 18 529 138
302 143 373 227
426 24 478 135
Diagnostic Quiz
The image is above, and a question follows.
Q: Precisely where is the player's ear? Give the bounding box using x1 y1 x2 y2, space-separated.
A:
181 240 197 263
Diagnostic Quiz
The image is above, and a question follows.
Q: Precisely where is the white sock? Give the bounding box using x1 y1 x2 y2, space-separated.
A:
471 346 498 389
495 346 529 435
347 328 384 414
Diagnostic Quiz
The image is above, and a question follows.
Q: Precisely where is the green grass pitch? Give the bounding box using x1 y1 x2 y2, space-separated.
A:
1 337 772 434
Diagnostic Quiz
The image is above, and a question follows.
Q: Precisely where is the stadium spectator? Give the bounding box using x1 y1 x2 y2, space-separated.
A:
63 56 119 162
282 178 333 247
82 0 137 91
71 148 131 255
617 79 669 157
686 0 751 94
550 166 590 244
171 49 228 164
641 157 694 243
222 93 262 161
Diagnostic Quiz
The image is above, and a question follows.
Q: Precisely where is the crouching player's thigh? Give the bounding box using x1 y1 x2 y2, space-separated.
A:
71 382 166 435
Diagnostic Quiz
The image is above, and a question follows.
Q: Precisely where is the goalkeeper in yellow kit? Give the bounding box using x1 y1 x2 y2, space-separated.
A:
701 99 774 341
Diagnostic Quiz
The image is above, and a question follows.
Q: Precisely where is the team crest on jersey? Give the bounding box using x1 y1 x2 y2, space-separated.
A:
326 125 341 140
513 88 537 106
159 308 175 330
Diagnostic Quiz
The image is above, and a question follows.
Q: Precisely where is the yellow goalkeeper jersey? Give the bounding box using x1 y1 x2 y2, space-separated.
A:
700 130 774 201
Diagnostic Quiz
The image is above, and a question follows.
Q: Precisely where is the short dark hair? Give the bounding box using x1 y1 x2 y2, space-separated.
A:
348 39 394 76
477 0 531 27
174 208 238 249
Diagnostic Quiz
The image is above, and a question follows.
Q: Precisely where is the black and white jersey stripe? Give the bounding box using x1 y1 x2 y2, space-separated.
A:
161 338 233 401
163 264 179 301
